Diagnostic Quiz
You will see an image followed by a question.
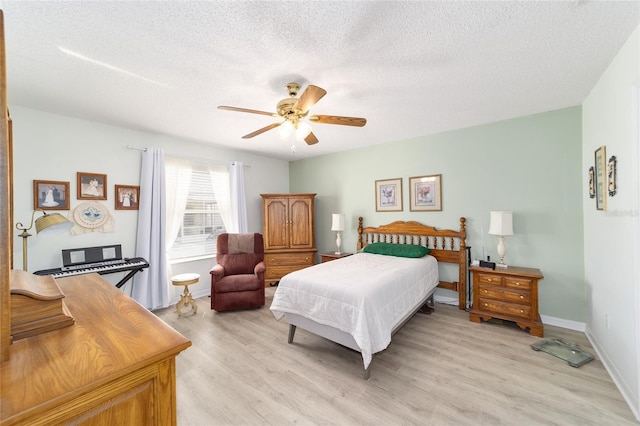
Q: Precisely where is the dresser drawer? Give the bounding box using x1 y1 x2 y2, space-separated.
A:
266 265 309 278
476 286 531 305
504 276 532 290
266 252 315 266
478 298 531 320
477 273 503 286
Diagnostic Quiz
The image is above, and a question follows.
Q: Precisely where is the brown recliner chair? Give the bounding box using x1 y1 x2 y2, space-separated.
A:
210 233 266 312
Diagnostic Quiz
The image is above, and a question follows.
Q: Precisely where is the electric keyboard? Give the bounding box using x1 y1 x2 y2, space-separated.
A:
34 257 149 288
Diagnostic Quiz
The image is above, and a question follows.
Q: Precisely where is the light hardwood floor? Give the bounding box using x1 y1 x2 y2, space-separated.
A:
154 288 638 425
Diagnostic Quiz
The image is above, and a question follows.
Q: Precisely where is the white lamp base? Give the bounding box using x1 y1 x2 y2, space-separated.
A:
335 232 342 255
496 236 508 267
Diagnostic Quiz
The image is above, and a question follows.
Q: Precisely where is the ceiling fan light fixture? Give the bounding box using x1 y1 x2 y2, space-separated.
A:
277 120 293 140
295 121 312 140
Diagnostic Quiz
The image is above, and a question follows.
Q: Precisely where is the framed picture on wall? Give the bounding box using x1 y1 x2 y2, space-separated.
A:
409 174 442 211
114 185 140 210
594 146 606 211
375 178 402 212
608 155 617 197
33 180 70 210
77 172 107 200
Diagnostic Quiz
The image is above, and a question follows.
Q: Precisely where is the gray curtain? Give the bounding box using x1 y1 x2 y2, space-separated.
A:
230 161 248 232
132 147 169 310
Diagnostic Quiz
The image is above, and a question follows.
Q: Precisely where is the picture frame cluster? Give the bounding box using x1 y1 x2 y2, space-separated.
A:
34 172 140 211
375 174 442 212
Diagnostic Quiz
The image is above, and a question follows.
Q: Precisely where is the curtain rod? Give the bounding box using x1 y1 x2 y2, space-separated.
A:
126 145 250 167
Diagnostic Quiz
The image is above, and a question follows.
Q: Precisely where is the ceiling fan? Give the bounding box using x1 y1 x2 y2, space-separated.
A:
218 83 366 146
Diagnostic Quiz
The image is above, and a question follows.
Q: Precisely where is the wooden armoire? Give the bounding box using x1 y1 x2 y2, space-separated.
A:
261 194 316 286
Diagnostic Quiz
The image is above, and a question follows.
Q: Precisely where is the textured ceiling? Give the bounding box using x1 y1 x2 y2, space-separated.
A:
1 1 639 160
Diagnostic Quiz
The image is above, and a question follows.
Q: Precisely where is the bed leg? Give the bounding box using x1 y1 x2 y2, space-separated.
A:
364 365 371 380
287 324 297 344
419 294 435 314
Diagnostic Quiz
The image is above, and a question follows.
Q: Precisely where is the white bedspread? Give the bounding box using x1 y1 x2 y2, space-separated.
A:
270 252 439 368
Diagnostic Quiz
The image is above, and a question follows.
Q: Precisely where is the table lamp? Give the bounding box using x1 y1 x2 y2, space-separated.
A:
331 213 345 255
488 210 513 268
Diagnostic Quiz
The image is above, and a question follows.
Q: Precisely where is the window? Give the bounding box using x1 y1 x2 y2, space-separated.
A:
166 162 228 261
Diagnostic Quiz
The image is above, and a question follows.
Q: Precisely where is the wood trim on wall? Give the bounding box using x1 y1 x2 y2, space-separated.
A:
1 10 12 362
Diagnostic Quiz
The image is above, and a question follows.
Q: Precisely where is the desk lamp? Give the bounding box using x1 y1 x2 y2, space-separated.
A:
16 209 74 271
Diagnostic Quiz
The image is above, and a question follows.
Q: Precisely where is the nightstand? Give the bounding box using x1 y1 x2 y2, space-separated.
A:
469 265 544 337
320 252 353 263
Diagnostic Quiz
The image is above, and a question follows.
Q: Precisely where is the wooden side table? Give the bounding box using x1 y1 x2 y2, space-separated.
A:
320 252 353 263
469 265 544 337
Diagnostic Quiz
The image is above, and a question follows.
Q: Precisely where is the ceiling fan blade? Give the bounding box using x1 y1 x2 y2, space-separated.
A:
293 85 327 114
304 132 319 145
309 115 367 127
242 122 282 139
218 105 278 117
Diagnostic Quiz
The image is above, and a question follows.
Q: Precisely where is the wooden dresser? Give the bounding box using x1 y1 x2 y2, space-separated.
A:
1 273 191 425
261 194 316 286
469 265 544 337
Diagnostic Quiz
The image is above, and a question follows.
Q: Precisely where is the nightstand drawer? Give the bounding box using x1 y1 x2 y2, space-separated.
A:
478 298 531 319
477 286 531 305
504 277 532 290
477 273 503 286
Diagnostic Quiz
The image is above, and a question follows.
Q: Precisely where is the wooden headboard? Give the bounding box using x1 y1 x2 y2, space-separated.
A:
356 217 467 310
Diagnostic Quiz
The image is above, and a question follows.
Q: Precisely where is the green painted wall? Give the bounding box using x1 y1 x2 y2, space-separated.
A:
290 106 584 321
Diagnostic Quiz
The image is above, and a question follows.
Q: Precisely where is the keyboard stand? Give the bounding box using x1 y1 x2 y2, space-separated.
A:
115 266 146 289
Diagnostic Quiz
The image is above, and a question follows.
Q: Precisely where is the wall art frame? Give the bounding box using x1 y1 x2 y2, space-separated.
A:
608 155 617 197
33 180 70 210
588 166 595 199
77 172 107 200
375 178 403 212
115 185 140 210
409 174 442 211
594 146 607 211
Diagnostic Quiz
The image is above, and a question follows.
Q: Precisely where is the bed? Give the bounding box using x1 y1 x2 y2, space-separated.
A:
269 217 467 378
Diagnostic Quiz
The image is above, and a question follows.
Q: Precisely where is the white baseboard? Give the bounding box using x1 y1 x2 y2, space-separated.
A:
585 325 640 422
540 314 586 332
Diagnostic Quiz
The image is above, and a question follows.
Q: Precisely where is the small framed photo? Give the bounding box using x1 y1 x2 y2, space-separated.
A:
608 155 617 197
409 174 442 211
594 146 606 211
77 172 107 200
115 185 140 210
375 178 402 212
33 180 70 210
588 166 596 199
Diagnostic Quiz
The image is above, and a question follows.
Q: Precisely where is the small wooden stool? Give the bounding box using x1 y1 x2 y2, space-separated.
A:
171 273 199 316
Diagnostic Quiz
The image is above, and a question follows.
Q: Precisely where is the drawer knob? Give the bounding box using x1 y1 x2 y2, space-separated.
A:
484 303 488 307
515 282 521 286
520 295 524 299
487 278 492 282
520 309 524 314
483 289 488 294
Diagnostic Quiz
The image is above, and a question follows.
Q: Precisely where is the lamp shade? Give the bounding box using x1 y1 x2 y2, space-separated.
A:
331 213 345 231
488 211 513 236
35 212 74 237
295 121 312 140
